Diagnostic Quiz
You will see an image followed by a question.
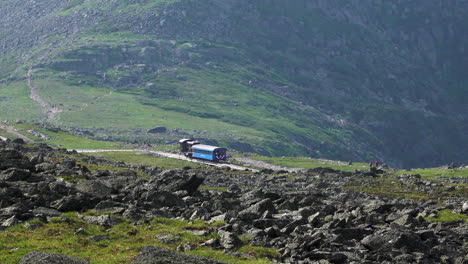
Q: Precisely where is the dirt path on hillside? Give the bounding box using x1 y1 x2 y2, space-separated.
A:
27 68 62 121
0 125 34 143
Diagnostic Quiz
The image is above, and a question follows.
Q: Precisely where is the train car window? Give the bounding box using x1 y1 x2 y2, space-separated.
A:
194 149 212 155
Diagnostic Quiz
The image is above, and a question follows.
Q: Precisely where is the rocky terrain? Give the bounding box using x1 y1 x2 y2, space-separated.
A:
1 138 467 263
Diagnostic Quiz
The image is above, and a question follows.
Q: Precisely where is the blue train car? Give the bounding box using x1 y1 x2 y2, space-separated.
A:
192 144 227 162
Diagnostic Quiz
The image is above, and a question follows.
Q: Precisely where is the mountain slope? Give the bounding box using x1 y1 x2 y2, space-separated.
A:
0 0 467 167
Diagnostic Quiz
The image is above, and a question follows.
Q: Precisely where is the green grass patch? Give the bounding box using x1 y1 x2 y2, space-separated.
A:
199 185 228 192
247 155 367 172
0 213 275 264
7 123 123 149
0 82 43 121
345 174 468 201
87 151 204 169
238 245 281 260
425 209 468 222
153 144 179 152
400 168 468 178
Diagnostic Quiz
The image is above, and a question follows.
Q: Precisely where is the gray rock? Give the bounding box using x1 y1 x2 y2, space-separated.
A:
35 162 55 172
0 149 34 171
50 194 95 212
227 184 241 193
75 180 113 198
30 154 44 165
89 235 110 242
83 214 121 228
153 172 204 195
462 202 468 213
141 190 184 208
0 168 31 181
131 245 228 264
156 233 181 244
59 159 76 169
218 230 242 249
333 228 373 242
361 230 425 252
0 203 30 218
122 206 144 221
392 214 419 227
19 251 90 264
238 198 276 222
1 215 19 227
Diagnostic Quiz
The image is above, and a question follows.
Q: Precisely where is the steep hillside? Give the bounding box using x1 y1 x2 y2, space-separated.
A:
0 0 467 167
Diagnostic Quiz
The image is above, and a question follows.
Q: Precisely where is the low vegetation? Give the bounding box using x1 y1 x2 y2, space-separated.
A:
425 209 468 222
0 212 276 264
88 151 204 169
1 122 123 149
246 154 368 172
399 167 468 178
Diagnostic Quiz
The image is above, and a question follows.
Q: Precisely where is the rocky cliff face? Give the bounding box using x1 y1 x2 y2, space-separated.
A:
0 0 467 167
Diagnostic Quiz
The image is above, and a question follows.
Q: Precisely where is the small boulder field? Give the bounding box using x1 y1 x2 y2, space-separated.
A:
0 139 467 263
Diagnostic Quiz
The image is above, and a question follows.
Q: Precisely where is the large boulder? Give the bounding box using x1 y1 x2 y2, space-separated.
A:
140 190 184 208
35 162 56 172
83 214 122 228
19 251 89 264
0 168 31 181
218 230 242 249
50 194 96 212
0 203 30 219
75 180 113 198
99 175 139 190
152 172 204 195
59 159 76 170
32 207 62 218
0 149 34 171
238 198 277 222
131 246 228 264
361 229 426 252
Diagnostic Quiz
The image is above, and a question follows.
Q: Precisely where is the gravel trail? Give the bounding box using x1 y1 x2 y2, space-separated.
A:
27 68 62 120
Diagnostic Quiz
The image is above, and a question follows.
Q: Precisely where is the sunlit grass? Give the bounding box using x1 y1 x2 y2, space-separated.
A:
0 212 276 264
5 122 124 149
425 209 468 222
399 167 468 178
247 155 367 172
87 151 204 169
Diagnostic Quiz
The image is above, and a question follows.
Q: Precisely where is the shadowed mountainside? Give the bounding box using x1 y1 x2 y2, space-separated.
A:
0 0 467 168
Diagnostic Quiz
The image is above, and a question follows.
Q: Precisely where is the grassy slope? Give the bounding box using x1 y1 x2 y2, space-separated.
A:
0 0 380 161
0 123 123 149
0 0 466 168
0 82 42 121
245 155 368 172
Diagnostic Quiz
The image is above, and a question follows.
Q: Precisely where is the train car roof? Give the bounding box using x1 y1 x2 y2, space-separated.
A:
192 144 226 151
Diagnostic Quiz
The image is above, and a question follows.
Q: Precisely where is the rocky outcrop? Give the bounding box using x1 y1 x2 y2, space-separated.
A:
1 142 467 263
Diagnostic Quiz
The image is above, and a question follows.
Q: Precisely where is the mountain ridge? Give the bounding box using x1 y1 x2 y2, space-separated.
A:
0 0 467 168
